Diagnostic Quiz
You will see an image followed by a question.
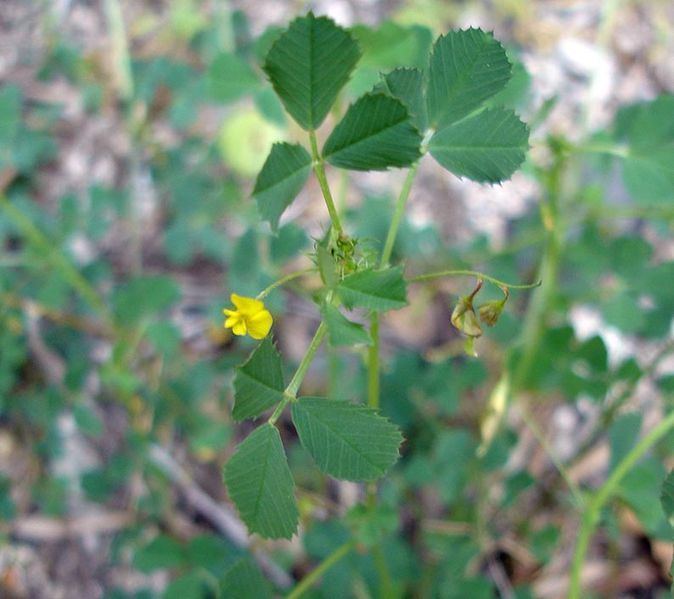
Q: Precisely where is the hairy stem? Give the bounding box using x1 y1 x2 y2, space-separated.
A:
257 268 316 300
309 130 343 234
380 162 419 267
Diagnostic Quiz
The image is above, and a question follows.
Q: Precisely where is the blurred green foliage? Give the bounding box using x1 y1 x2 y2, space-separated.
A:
0 3 673 599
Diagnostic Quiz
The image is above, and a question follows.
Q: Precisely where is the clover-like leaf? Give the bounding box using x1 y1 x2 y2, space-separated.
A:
323 93 422 171
252 142 312 232
323 304 372 347
429 108 528 183
610 95 674 204
336 266 408 311
263 12 361 130
224 424 298 539
291 397 403 480
381 67 427 131
427 28 511 129
661 468 674 527
222 559 272 599
233 337 284 421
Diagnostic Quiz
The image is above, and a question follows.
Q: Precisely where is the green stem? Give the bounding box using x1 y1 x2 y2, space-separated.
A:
0 195 115 328
372 544 393 599
309 131 343 234
257 268 316 300
286 541 354 599
512 155 565 390
409 269 541 290
568 408 674 599
380 162 419 267
367 314 380 410
574 142 630 159
268 322 327 425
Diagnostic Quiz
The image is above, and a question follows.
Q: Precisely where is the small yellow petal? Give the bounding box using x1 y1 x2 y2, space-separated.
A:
246 310 273 339
231 293 264 315
232 320 247 336
223 308 237 317
224 316 239 329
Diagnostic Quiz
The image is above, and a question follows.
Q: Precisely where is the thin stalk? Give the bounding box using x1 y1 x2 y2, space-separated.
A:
512 155 565 391
409 269 541 290
372 544 393 599
367 313 380 410
268 322 327 425
369 161 423 413
257 268 316 300
568 409 674 599
309 131 343 234
380 162 419 267
286 541 354 599
0 195 115 328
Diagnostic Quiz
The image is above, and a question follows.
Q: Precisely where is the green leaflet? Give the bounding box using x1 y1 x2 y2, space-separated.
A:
263 13 361 130
611 95 674 203
323 93 422 171
224 424 298 539
233 337 284 421
323 304 372 347
336 265 408 311
426 28 511 128
661 469 674 527
429 108 529 183
252 142 312 232
381 67 427 131
291 397 403 481
222 558 272 599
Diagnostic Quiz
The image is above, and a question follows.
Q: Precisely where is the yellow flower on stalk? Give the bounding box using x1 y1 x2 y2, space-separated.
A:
223 293 273 339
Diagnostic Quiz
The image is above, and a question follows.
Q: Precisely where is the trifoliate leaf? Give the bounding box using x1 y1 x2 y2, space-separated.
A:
336 266 408 311
263 13 361 130
233 337 284 421
291 397 403 481
429 108 529 183
224 424 298 539
323 304 372 347
252 142 312 232
323 93 422 171
426 28 511 129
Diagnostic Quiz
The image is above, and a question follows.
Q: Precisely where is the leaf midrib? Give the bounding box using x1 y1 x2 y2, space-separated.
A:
254 160 310 196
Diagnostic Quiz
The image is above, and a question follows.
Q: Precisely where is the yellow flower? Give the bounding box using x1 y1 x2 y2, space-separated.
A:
223 293 273 339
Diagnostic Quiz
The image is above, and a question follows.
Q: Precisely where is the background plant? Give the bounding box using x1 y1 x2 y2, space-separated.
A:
0 1 673 598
